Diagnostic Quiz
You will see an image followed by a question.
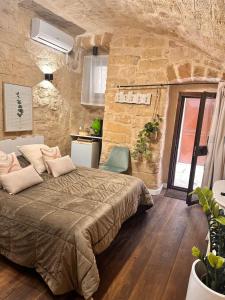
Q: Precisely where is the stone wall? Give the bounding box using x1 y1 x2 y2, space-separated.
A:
0 0 105 155
102 28 225 188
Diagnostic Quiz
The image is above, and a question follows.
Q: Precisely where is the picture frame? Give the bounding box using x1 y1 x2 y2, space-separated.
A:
3 83 33 132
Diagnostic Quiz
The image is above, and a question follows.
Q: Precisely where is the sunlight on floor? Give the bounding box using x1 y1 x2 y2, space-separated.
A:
174 163 204 189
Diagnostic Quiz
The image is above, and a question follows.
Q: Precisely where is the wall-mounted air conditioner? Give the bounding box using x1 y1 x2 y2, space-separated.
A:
31 18 74 53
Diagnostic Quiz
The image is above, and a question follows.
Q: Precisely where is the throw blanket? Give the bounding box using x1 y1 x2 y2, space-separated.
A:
0 167 153 299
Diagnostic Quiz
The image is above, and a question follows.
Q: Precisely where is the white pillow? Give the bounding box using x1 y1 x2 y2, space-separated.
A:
0 151 22 188
46 155 75 178
0 165 43 194
41 146 61 174
18 144 49 174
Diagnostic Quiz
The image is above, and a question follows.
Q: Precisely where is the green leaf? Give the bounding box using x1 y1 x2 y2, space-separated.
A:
203 203 210 214
213 203 220 218
215 215 225 225
192 246 201 258
207 252 225 269
208 252 217 268
216 256 225 269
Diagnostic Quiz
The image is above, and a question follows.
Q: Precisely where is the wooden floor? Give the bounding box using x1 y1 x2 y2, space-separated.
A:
0 193 207 300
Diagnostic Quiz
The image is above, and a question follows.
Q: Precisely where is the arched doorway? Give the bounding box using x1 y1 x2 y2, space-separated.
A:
162 82 218 204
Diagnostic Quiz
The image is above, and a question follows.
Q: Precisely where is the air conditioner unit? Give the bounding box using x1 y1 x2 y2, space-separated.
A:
31 18 74 53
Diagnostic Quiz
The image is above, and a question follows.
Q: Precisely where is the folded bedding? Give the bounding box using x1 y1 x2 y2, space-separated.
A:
0 166 153 299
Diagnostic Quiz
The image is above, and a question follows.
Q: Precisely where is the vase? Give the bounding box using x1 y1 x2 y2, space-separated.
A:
186 260 225 300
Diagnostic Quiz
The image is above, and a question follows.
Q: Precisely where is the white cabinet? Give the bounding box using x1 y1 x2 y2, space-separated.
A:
81 55 108 106
71 140 100 168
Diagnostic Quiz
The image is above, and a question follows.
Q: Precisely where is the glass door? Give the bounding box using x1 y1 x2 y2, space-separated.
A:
186 92 216 205
167 92 216 205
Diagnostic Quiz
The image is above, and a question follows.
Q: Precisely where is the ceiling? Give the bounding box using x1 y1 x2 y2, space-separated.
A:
20 0 225 62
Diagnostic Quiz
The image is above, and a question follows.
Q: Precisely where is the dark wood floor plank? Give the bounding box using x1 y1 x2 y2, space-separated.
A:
161 204 208 300
94 196 178 300
127 198 188 300
0 194 207 300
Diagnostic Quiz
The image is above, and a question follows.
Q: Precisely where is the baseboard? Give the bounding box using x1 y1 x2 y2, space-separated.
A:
148 184 163 195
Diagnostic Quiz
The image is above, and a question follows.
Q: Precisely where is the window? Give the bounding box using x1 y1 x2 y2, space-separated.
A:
81 55 108 106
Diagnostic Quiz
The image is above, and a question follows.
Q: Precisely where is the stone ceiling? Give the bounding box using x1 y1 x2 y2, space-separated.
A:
21 0 225 62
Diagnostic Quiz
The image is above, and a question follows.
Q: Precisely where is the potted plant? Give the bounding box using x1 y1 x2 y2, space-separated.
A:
131 114 162 161
186 187 225 300
90 118 102 136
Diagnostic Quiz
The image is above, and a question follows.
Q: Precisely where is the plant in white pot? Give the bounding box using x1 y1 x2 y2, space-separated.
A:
186 187 225 300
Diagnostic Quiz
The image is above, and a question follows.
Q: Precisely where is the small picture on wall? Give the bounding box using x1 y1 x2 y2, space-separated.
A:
3 83 33 132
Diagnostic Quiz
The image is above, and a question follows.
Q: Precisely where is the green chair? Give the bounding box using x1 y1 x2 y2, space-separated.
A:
100 146 129 173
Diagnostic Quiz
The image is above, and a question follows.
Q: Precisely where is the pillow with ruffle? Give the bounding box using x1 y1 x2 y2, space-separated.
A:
40 146 61 174
0 151 22 187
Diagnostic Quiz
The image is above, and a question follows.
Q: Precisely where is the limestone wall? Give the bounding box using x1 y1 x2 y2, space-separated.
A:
102 28 225 188
0 0 104 155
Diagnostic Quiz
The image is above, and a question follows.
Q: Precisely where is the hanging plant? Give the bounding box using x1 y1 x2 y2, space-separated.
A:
132 114 162 161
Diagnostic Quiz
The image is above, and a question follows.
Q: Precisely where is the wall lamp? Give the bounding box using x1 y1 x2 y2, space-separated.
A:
45 73 53 81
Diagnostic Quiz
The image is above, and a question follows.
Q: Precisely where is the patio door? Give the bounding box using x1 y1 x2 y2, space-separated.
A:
167 92 216 205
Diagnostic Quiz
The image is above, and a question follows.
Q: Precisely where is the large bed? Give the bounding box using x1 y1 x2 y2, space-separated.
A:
0 156 153 299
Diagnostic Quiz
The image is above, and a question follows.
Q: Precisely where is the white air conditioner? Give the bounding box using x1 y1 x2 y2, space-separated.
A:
31 18 74 53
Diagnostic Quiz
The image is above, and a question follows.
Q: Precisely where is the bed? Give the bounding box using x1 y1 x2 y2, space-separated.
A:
0 137 153 299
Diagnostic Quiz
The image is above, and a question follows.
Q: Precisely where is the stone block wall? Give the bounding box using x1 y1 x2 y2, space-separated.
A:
102 27 225 188
0 0 105 154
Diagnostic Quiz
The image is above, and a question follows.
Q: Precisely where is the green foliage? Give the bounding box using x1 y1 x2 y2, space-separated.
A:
191 187 225 294
208 253 224 269
91 118 101 136
192 246 202 259
132 114 162 161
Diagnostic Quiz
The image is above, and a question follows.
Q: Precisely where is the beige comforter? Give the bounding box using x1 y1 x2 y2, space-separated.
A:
0 167 153 299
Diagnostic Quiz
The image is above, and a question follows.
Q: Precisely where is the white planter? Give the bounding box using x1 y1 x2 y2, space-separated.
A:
186 260 225 300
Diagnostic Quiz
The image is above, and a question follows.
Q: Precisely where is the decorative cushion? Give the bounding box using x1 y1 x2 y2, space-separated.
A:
0 151 22 187
0 165 43 194
0 151 22 174
46 155 75 178
41 146 61 174
18 144 49 174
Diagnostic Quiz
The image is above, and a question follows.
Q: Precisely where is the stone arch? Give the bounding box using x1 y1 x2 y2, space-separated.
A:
161 63 221 189
167 61 224 84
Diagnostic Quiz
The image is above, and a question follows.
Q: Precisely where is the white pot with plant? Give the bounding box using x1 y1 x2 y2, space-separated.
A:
186 187 225 300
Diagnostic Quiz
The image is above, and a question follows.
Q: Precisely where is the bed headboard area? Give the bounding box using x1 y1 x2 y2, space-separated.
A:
0 136 44 155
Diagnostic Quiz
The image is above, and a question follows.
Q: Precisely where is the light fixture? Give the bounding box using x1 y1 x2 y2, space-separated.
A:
93 46 98 56
45 73 53 81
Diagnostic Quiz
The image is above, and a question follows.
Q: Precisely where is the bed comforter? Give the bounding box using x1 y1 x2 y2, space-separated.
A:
0 167 153 299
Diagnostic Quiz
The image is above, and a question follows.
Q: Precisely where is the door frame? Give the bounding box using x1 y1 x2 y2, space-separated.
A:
186 92 216 205
167 91 216 205
167 92 202 192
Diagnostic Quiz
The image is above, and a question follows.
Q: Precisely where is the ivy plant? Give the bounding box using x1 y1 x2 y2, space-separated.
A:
132 114 162 161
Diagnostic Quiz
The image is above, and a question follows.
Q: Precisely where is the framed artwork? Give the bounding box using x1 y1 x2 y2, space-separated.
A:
3 83 33 132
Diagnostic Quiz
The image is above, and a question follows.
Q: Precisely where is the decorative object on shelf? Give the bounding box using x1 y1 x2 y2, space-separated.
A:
115 91 152 105
78 125 90 136
132 114 162 161
90 118 103 136
3 83 32 132
186 187 225 300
